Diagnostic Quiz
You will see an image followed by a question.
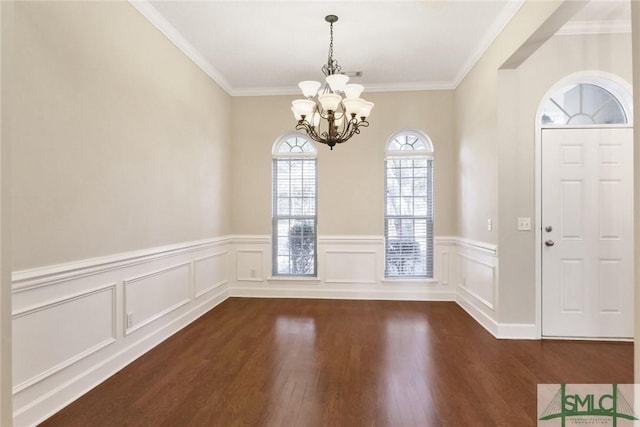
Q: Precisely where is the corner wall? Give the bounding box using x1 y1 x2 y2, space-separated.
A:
10 2 232 425
230 90 457 237
0 2 12 425
12 1 231 271
497 33 632 325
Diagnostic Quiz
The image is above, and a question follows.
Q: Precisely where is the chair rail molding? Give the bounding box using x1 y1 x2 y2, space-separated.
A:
12 236 231 427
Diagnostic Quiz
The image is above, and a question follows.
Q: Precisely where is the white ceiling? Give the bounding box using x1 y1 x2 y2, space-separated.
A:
131 0 631 96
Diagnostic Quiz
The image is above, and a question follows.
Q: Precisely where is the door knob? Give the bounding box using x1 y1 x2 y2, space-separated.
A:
545 226 553 232
545 240 555 247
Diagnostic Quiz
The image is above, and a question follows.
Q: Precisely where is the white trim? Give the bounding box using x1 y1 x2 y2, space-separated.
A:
14 288 229 427
557 20 632 36
193 251 229 299
267 276 321 284
229 235 269 245
497 323 538 340
456 237 498 256
451 0 526 88
127 0 233 94
123 262 192 336
318 235 383 245
457 292 537 339
457 280 494 311
224 81 459 97
12 284 117 393
12 238 232 426
272 131 317 156
12 236 229 292
235 249 265 282
230 286 455 301
456 291 498 337
323 250 378 285
128 0 524 97
385 128 434 153
380 278 439 285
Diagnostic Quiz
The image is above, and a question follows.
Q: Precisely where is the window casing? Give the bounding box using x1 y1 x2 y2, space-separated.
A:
272 134 317 276
384 131 434 278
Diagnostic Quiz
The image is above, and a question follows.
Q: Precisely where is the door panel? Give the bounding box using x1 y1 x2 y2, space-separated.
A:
542 128 633 338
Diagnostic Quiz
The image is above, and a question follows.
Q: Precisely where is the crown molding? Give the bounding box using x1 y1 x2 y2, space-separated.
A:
451 0 526 88
130 0 525 97
556 20 631 36
229 81 458 97
128 0 233 95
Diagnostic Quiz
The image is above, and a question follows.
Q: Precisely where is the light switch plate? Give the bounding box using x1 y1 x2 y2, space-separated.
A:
517 217 531 231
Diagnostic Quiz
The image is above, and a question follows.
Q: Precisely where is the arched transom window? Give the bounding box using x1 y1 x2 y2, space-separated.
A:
541 83 628 126
384 130 434 279
272 133 318 276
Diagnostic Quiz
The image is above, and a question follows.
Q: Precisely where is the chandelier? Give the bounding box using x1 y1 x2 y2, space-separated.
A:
291 15 374 150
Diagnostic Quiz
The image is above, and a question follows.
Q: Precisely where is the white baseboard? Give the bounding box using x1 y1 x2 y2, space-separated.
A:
456 291 537 340
12 233 543 425
230 286 455 301
12 237 231 427
15 288 228 427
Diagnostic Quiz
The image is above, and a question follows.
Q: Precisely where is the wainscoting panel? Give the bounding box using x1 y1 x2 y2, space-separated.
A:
123 263 191 335
236 249 265 282
12 237 230 427
324 250 378 284
231 235 456 301
13 234 540 425
12 284 116 394
194 251 228 298
457 253 496 310
454 238 502 337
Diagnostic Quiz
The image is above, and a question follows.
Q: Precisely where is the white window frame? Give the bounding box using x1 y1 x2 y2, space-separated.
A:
384 129 434 279
272 133 318 277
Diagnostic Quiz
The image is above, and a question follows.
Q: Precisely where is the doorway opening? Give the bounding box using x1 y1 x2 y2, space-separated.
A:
535 72 634 339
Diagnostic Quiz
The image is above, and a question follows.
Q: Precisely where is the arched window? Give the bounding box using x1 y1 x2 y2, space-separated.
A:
384 130 434 278
541 83 628 126
272 133 318 276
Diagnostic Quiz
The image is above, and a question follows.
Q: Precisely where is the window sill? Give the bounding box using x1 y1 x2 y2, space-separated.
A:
267 276 321 284
381 278 438 285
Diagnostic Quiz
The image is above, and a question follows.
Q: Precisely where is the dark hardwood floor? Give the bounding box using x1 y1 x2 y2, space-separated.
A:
40 298 633 427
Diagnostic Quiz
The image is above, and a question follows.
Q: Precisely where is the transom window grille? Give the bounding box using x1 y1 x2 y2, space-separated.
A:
385 130 434 278
541 83 627 126
272 134 317 276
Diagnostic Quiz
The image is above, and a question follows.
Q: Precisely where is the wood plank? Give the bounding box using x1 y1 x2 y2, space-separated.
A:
39 298 633 426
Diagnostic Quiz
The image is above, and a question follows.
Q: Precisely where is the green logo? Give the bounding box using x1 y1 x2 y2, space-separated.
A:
539 384 638 426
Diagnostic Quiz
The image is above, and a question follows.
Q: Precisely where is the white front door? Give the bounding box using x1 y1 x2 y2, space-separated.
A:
542 127 633 338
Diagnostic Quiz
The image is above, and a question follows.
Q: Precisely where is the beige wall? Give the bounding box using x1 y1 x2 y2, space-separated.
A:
231 90 456 237
455 1 565 246
632 0 639 384
1 1 12 424
497 33 632 324
454 0 636 325
11 2 231 270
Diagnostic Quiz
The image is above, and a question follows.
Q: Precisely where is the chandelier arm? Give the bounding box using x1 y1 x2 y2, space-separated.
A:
293 14 373 150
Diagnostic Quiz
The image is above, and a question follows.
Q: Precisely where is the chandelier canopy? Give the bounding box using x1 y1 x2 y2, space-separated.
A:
291 15 374 150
